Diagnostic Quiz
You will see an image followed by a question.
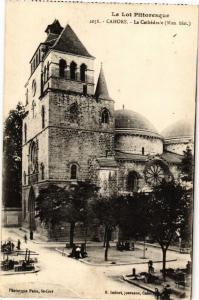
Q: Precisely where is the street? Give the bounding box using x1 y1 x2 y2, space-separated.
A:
1 228 190 300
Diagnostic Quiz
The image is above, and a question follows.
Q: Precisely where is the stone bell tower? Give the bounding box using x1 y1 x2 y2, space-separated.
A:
22 20 116 236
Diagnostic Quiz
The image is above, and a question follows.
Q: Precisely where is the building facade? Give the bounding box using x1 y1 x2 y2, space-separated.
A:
22 20 194 238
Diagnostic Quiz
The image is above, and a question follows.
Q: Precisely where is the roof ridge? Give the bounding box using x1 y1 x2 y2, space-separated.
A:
50 25 66 49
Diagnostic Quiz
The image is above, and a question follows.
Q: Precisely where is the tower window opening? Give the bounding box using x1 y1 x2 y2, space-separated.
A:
47 62 50 79
142 147 145 155
71 164 77 180
41 106 45 129
59 59 66 78
80 63 87 81
101 108 109 124
70 61 77 80
24 123 27 142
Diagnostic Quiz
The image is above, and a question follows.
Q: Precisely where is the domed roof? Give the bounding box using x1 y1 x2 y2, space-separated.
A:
115 109 161 138
162 120 194 139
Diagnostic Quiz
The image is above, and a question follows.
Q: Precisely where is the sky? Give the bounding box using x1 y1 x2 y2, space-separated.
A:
3 2 198 132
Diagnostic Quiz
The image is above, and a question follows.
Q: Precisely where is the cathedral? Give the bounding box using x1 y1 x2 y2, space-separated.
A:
22 20 194 237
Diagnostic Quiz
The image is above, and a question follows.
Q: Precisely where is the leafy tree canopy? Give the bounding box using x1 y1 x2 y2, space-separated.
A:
3 102 25 207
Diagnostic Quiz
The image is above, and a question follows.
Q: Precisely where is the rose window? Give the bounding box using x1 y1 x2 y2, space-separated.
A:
145 163 167 186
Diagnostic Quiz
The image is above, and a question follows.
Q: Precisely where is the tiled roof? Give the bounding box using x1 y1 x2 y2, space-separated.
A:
95 65 112 100
160 151 183 164
45 33 59 45
97 157 118 168
51 24 93 58
115 151 148 162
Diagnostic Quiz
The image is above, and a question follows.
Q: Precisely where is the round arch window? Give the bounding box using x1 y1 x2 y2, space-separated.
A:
32 79 37 96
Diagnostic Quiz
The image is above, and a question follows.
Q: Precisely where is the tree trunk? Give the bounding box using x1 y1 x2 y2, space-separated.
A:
162 248 167 281
70 222 75 247
84 225 88 251
104 227 111 261
103 226 107 247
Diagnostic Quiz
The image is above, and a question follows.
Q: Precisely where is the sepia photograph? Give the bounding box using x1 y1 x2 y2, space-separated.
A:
0 1 198 299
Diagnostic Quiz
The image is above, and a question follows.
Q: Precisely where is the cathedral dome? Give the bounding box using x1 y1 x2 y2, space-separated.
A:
115 109 161 138
162 120 194 139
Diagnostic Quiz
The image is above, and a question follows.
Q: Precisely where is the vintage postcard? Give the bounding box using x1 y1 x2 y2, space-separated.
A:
1 1 198 299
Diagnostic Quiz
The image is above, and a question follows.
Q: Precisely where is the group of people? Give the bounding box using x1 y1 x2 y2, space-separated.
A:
1 238 24 253
116 241 134 251
1 239 22 252
1 240 15 253
68 243 88 259
154 285 171 300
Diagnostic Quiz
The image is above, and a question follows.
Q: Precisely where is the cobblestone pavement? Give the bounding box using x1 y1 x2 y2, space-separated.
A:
0 228 190 300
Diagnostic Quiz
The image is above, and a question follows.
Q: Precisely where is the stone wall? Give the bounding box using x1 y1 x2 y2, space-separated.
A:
2 207 22 227
115 134 163 156
164 141 194 155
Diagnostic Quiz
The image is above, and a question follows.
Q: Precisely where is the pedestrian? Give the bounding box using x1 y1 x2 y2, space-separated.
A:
154 288 160 299
17 239 21 250
11 242 15 251
148 260 154 273
30 231 33 240
24 234 27 243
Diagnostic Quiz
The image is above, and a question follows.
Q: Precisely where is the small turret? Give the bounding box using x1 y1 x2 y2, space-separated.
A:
95 64 112 100
45 19 63 35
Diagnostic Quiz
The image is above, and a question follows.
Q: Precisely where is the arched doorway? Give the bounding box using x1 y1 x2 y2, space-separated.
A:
127 171 139 192
28 186 36 231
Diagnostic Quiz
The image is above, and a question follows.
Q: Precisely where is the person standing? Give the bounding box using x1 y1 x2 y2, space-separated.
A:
17 239 21 250
24 234 27 243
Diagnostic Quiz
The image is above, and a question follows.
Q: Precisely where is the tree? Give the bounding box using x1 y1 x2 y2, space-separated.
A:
35 181 99 245
62 181 99 246
117 193 150 242
180 146 193 181
147 180 189 280
35 184 68 234
3 102 25 207
91 195 120 261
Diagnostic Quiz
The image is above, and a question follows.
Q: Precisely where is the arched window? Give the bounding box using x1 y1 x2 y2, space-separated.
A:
40 163 45 180
24 171 26 185
70 61 77 80
30 141 38 173
71 164 77 180
46 62 50 79
24 123 27 142
32 100 36 118
80 63 87 81
41 106 45 129
101 108 109 124
59 59 66 78
127 171 138 192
